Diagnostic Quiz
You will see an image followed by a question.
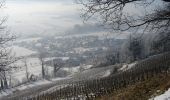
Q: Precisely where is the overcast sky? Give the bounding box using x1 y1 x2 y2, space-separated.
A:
2 0 162 37
3 0 84 36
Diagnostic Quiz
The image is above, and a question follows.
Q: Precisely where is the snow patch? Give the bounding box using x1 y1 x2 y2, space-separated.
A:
83 65 93 69
11 57 43 82
150 88 170 100
102 70 111 77
15 37 41 43
44 57 69 61
120 62 137 71
10 46 37 57
62 65 93 74
62 66 80 74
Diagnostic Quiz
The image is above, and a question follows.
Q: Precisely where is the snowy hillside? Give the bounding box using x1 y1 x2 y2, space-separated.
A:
8 45 95 87
10 46 37 57
150 89 170 100
12 57 44 82
0 65 114 99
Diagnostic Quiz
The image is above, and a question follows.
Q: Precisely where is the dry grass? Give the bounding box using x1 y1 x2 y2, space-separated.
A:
97 73 170 100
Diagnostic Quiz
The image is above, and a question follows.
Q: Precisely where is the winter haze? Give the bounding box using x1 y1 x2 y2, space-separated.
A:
0 0 170 100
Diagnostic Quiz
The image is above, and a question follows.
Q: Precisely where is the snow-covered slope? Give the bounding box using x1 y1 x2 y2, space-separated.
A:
0 65 113 99
150 89 170 100
0 77 69 99
10 46 37 57
12 57 44 82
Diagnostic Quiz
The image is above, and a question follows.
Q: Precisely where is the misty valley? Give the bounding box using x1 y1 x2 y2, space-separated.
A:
0 0 170 100
10 33 125 84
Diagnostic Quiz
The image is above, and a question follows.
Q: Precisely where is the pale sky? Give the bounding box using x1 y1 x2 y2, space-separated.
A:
1 0 163 36
3 0 82 36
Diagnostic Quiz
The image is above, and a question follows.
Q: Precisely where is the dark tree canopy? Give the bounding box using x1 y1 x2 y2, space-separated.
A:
77 0 170 34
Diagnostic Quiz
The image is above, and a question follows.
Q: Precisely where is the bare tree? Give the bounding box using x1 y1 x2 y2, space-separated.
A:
22 57 29 81
53 59 63 77
151 31 170 54
129 35 143 61
0 0 16 89
38 53 46 79
77 0 170 34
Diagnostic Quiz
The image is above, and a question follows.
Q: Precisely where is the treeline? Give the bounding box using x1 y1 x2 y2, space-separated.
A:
99 32 170 67
9 52 170 100
92 32 170 69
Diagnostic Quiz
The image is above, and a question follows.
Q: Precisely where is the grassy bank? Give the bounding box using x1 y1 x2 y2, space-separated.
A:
97 73 170 100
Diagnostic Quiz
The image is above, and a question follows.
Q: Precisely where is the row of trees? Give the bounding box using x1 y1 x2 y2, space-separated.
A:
100 30 170 65
120 31 170 63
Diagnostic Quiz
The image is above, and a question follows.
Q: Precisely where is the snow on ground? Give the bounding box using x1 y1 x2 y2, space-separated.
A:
55 32 129 40
119 62 137 71
9 46 70 83
102 70 111 77
15 37 41 43
150 88 170 100
7 46 42 83
10 45 91 84
62 65 93 74
62 66 81 74
10 46 37 57
11 57 43 82
3 45 99 98
0 77 69 98
16 80 51 91
44 57 70 61
10 46 91 84
83 65 93 69
0 80 50 98
74 47 98 54
0 65 113 99
73 47 104 54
